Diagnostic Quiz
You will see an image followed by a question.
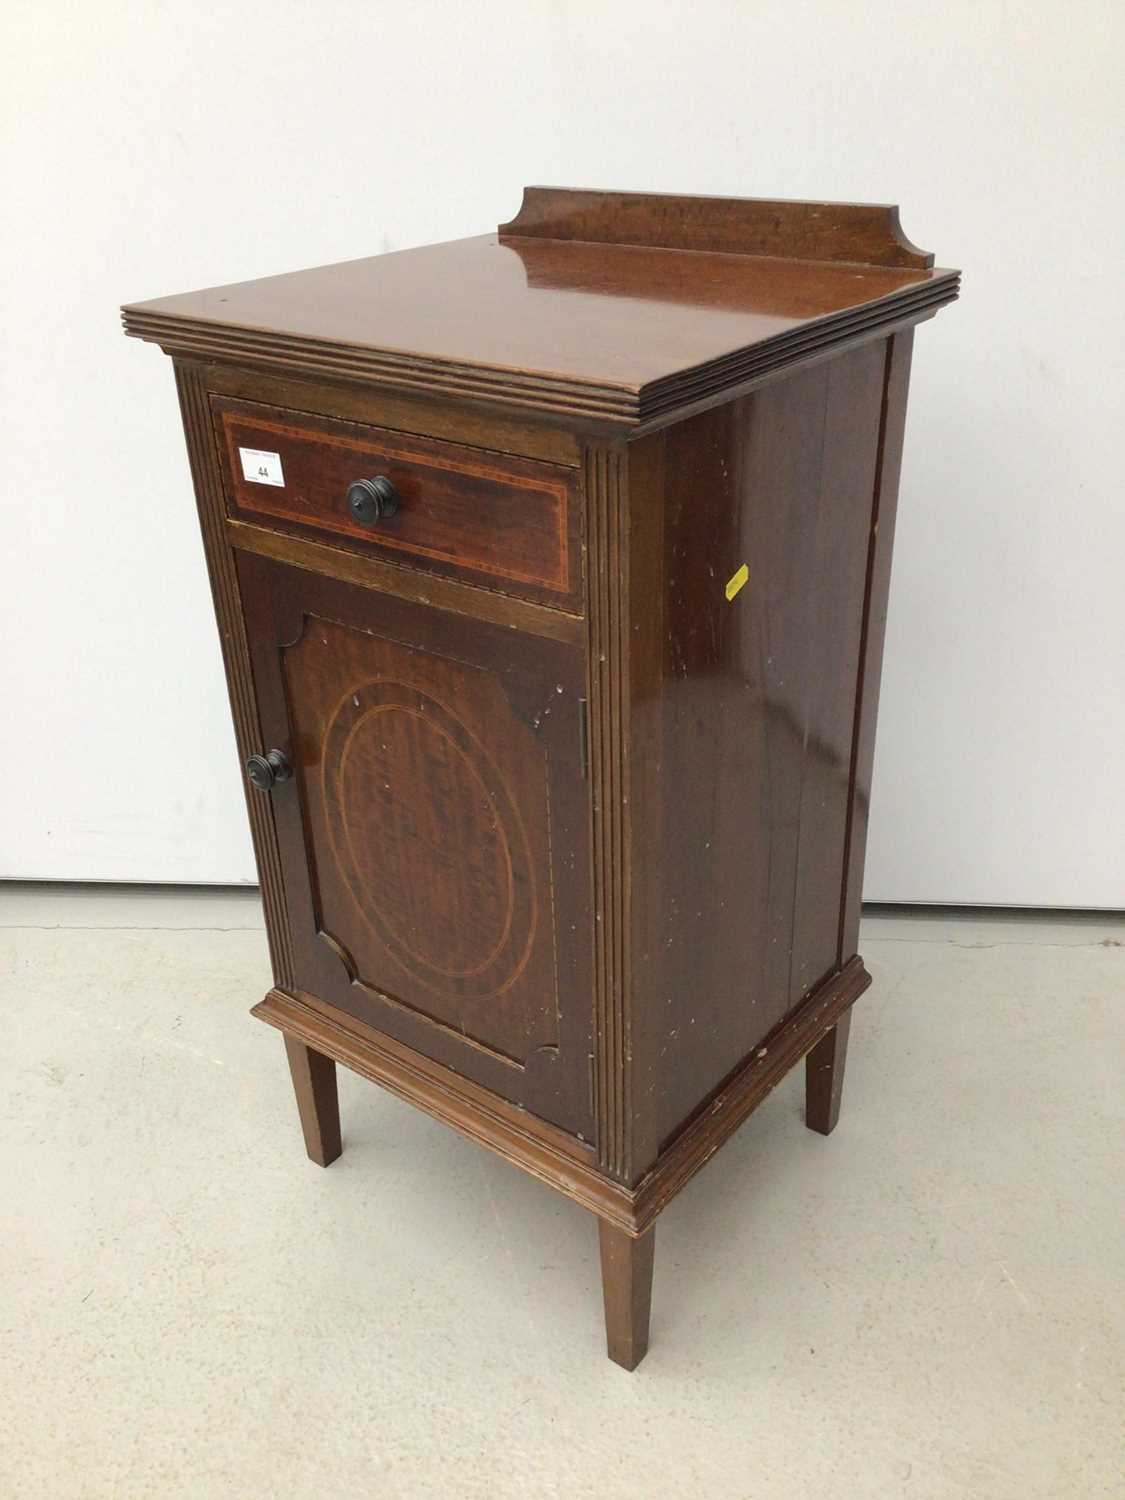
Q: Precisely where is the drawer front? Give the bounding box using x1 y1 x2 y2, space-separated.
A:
212 396 581 610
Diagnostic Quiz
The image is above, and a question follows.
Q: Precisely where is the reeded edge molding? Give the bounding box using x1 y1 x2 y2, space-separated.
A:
637 278 957 420
123 275 958 428
124 308 630 419
585 443 631 1180
254 957 870 1236
174 361 294 987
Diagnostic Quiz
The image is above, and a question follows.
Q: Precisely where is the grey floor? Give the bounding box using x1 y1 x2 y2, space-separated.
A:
1 887 1121 1500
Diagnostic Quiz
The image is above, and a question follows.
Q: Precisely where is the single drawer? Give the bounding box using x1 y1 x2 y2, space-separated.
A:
211 396 582 610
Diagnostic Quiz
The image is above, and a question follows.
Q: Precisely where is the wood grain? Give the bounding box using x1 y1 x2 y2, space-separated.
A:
123 191 959 426
585 442 632 1180
203 361 581 466
226 520 583 646
599 1219 655 1370
212 396 582 610
255 983 625 1218
838 330 916 961
805 1010 852 1136
629 957 871 1229
501 185 936 268
173 361 294 987
253 955 868 1238
637 341 887 1155
283 1035 342 1166
129 192 957 1368
237 552 595 1139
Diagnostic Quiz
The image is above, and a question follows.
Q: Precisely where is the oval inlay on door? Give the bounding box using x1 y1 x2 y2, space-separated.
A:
323 681 537 1001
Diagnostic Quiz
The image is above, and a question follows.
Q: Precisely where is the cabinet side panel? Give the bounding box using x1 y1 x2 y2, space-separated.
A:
839 330 915 958
654 342 889 1147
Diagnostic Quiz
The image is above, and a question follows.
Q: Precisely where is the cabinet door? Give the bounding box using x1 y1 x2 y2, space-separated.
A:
238 553 593 1139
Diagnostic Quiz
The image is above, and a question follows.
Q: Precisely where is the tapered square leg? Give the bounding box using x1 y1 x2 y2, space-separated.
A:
598 1219 655 1371
805 1009 852 1136
283 1034 342 1166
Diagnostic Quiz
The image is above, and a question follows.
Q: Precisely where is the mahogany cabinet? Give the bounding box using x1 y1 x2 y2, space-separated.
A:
123 188 958 1369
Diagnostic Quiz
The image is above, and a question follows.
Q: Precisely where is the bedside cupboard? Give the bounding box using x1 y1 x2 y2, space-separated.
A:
123 187 958 1368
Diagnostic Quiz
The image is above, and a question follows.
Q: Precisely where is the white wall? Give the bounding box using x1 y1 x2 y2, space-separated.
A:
3 0 1122 905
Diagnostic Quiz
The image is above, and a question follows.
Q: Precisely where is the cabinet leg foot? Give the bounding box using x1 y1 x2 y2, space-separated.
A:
805 1008 852 1136
598 1219 655 1370
283 1034 342 1166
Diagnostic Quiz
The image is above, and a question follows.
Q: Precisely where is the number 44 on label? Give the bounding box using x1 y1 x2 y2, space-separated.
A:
238 447 285 487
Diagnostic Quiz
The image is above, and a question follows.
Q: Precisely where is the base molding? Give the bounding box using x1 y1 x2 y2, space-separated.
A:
253 955 870 1235
631 957 870 1228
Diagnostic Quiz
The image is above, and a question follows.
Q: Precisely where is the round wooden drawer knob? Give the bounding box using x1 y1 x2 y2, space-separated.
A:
245 750 293 792
346 476 399 526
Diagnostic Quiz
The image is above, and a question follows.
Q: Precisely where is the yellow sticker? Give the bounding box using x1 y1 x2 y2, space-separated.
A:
724 563 749 602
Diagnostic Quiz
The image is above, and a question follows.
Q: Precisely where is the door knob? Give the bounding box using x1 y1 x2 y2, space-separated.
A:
245 749 292 792
346 475 399 525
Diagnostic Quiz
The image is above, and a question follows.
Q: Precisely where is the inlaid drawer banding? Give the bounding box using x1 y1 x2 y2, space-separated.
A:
211 396 582 612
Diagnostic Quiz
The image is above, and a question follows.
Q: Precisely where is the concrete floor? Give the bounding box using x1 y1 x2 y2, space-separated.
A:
0 887 1121 1499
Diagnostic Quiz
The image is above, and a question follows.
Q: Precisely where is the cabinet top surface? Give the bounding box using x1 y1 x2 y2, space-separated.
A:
123 188 958 424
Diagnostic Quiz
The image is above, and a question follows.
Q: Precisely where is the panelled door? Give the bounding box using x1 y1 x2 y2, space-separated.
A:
237 552 594 1139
